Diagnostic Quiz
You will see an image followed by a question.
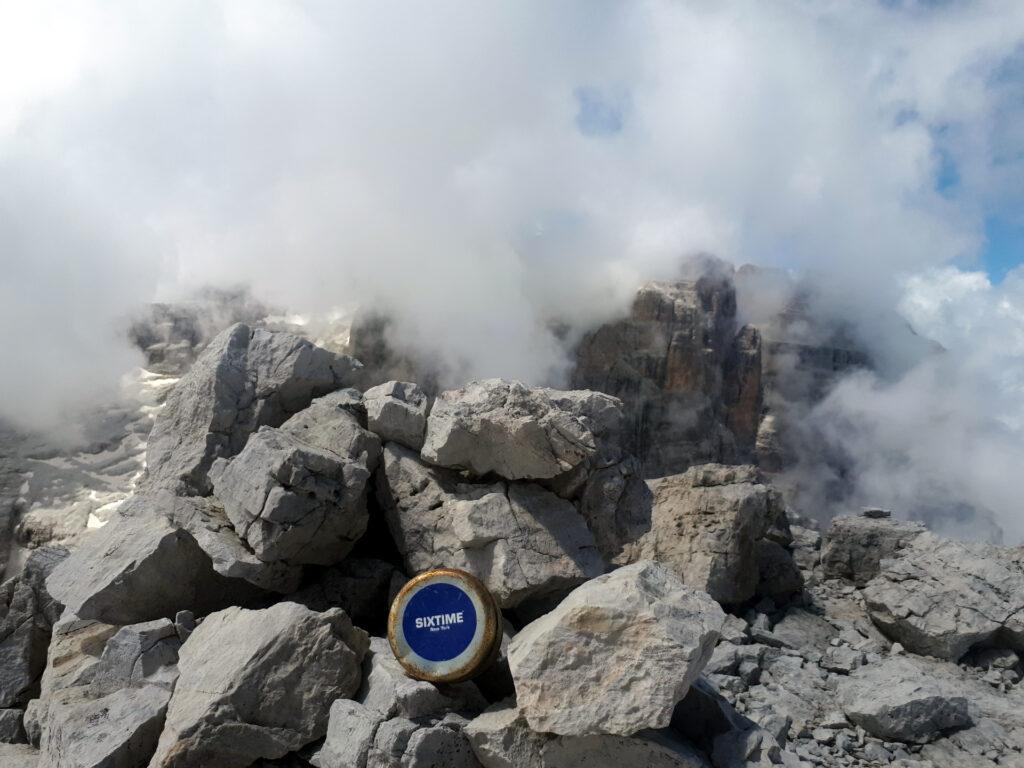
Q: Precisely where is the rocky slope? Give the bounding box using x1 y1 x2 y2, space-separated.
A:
0 286 1020 767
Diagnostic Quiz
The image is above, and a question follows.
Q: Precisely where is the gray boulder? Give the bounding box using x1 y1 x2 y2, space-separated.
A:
23 615 119 747
359 637 485 720
149 602 368 767
862 533 1024 660
840 657 971 743
0 710 24 744
378 444 604 608
821 512 925 586
38 618 182 768
88 619 181 697
635 465 789 604
42 684 170 768
212 420 379 565
421 380 618 481
0 547 67 708
0 743 38 766
314 706 482 768
364 381 430 450
508 561 725 736
143 323 361 496
46 494 294 625
310 699 379 768
465 704 710 768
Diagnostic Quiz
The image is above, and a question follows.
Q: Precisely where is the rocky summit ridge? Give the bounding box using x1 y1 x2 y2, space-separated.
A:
0 274 1021 767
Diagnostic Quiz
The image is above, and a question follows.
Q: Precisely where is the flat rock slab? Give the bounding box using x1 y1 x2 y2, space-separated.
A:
508 561 725 736
46 494 294 625
841 656 971 744
378 444 604 608
149 602 368 768
421 379 619 481
862 533 1024 660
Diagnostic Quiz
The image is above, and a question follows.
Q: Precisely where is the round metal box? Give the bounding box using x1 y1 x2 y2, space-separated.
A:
387 567 501 683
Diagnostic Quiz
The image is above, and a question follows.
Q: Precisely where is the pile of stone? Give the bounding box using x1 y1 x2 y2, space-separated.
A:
0 321 1021 767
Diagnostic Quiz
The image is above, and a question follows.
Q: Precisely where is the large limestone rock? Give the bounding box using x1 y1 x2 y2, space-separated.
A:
572 271 762 477
359 637 485 721
212 421 379 565
149 602 368 767
635 465 789 604
507 561 725 736
862 533 1024 660
821 511 925 586
44 684 170 768
143 323 361 496
0 547 66 708
840 657 971 744
421 380 619 481
39 618 181 768
465 704 710 768
363 381 430 451
378 444 604 608
46 494 295 625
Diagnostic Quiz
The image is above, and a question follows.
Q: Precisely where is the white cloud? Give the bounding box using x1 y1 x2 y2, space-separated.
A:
1 0 1023 506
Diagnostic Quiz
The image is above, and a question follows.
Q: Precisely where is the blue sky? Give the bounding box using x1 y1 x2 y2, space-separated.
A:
982 217 1024 282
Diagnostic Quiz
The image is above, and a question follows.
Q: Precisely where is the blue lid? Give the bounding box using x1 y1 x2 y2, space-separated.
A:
388 567 500 683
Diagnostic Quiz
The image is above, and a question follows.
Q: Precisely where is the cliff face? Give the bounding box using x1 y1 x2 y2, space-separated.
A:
572 275 763 478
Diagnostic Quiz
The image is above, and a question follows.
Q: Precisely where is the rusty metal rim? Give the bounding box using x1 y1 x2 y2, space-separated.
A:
387 567 501 684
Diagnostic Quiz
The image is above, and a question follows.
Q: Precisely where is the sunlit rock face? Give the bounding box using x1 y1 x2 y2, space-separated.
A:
572 272 762 478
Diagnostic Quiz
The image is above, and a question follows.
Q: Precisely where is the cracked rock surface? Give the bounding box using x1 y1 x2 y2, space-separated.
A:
508 561 725 736
421 379 617 481
143 323 362 496
149 602 368 768
378 443 605 608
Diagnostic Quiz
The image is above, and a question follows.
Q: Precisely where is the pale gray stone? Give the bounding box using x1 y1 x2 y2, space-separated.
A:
840 657 971 744
635 465 788 604
364 381 430 451
540 732 709 768
212 419 378 565
359 637 485 720
770 609 837 652
149 602 368 767
88 619 180 697
508 561 725 736
862 533 1024 660
821 513 925 586
42 685 170 768
421 380 616 481
310 699 379 768
378 444 604 608
0 743 38 766
45 496 284 625
143 323 361 496
38 616 182 768
465 704 710 768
